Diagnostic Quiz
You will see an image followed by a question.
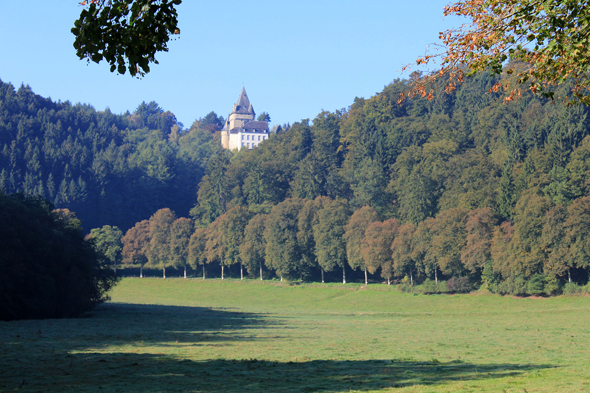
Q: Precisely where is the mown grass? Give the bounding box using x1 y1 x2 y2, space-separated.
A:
2 278 590 392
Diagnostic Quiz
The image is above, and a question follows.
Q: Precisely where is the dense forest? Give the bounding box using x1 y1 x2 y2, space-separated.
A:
3 70 590 295
0 79 221 231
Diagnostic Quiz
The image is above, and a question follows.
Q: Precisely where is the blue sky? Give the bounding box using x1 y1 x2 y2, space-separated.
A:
0 1 461 129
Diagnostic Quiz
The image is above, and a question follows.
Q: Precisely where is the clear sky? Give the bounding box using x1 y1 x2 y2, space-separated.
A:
0 1 461 129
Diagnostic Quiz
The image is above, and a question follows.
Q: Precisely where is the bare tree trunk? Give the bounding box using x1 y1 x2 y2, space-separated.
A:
221 265 225 280
260 264 263 281
321 269 325 283
434 268 438 285
387 277 391 286
140 265 143 278
163 267 166 279
410 270 413 285
364 268 368 286
203 265 206 280
240 263 244 280
280 276 283 282
184 265 187 279
568 267 572 283
343 265 346 284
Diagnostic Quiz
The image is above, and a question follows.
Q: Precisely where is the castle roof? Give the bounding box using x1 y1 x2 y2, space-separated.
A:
232 87 255 115
243 121 269 130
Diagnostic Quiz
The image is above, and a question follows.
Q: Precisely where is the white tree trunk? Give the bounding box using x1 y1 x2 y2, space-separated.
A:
240 263 244 280
568 267 572 283
387 277 391 286
184 265 187 279
321 269 324 284
280 276 283 282
364 268 368 286
221 265 225 280
163 267 166 279
410 270 413 285
140 265 143 278
203 265 206 280
342 265 346 284
434 268 438 285
260 264 263 281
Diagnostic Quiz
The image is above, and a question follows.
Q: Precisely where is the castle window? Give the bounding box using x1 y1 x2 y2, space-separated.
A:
258 136 261 141
242 135 244 140
247 135 250 140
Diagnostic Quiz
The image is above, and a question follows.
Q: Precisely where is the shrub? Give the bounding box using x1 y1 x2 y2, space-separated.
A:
495 276 528 296
446 276 473 294
415 279 447 294
526 274 547 296
562 282 588 296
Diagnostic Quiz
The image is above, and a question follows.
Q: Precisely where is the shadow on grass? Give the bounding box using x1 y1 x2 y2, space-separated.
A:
5 353 556 392
1 303 558 391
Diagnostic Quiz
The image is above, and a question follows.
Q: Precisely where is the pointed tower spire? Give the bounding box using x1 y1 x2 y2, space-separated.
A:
233 87 255 115
236 87 250 107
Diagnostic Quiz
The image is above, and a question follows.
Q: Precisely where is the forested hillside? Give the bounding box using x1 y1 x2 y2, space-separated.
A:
0 79 220 231
4 71 590 295
181 71 590 294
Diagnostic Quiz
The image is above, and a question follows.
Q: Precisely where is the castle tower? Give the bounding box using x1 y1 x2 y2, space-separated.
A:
221 88 269 150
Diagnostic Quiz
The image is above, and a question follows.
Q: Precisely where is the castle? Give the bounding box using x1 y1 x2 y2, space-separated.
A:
221 88 269 150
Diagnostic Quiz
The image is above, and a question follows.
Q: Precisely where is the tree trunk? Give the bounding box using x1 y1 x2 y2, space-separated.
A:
184 265 187 279
364 268 368 286
387 277 391 286
260 263 263 281
163 267 166 279
410 270 413 285
321 269 324 284
240 263 244 280
140 265 143 278
280 276 283 282
434 268 438 285
203 265 206 280
568 267 572 283
221 265 225 280
342 265 346 284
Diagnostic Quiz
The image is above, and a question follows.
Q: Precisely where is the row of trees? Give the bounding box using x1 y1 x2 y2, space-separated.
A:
91 188 590 295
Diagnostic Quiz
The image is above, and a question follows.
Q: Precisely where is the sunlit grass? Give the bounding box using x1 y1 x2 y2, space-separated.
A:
2 278 590 392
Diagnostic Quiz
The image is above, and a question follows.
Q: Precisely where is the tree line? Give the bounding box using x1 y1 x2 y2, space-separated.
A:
91 188 590 296
5 69 590 295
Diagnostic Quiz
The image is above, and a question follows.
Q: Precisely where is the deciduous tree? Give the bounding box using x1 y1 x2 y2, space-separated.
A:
89 225 123 273
410 0 590 105
240 214 269 280
170 217 194 278
147 208 176 278
343 206 379 285
122 219 150 277
73 0 182 77
314 199 350 284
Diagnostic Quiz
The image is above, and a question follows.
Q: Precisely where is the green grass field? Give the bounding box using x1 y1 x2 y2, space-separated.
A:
2 278 590 392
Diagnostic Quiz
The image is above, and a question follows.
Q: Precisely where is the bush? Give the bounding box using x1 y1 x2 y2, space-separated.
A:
562 282 588 296
495 276 528 296
446 276 473 294
0 193 119 321
415 279 447 294
526 274 547 296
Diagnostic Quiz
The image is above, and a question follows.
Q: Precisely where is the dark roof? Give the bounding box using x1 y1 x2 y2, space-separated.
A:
243 121 269 130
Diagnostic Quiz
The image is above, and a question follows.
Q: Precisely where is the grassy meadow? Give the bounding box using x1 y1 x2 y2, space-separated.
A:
2 278 590 392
